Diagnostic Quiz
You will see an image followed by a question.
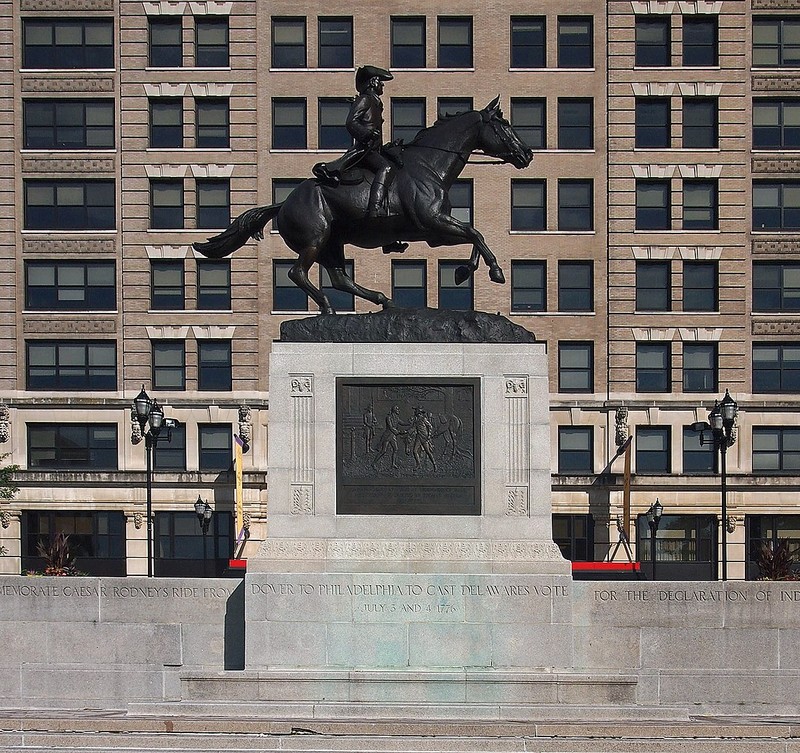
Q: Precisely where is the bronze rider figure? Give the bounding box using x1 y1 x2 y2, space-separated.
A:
313 65 408 253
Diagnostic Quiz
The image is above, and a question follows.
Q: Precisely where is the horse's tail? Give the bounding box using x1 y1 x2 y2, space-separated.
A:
192 203 282 258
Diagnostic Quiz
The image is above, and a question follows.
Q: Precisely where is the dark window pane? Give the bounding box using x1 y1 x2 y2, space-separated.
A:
636 17 670 66
195 17 228 67
636 343 671 392
199 424 232 472
511 180 545 231
152 340 185 390
391 17 426 68
25 261 115 311
24 19 114 69
272 17 306 68
511 98 546 150
558 179 593 230
753 18 800 67
273 260 308 311
150 98 183 148
392 98 426 142
438 17 472 68
151 260 184 310
558 426 592 473
753 343 800 393
150 179 183 229
636 427 671 473
683 180 718 230
439 261 473 310
683 97 718 148
448 179 472 224
196 98 229 148
754 99 800 149
149 18 182 67
558 98 593 149
153 424 186 471
511 16 545 68
683 343 717 392
198 340 232 391
318 99 350 149
26 341 116 390
24 179 115 230
318 17 352 68
636 261 671 311
558 16 592 68
683 16 718 66
28 423 118 470
635 98 670 148
558 341 593 392
683 261 718 311
511 261 546 312
24 99 114 149
636 179 670 230
558 261 593 311
196 179 230 229
392 261 427 308
273 98 307 149
437 97 472 120
683 426 715 473
197 260 231 310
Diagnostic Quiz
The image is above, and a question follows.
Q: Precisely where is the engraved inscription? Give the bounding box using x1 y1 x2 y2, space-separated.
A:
336 379 480 515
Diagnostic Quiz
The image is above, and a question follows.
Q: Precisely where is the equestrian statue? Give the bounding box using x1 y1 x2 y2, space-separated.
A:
193 65 534 315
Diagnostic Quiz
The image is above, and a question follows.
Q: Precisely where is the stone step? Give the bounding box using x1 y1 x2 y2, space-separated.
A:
128 699 690 722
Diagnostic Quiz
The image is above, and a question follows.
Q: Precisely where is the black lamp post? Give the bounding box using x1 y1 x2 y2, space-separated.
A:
646 498 663 581
132 386 178 577
691 389 738 581
194 495 212 535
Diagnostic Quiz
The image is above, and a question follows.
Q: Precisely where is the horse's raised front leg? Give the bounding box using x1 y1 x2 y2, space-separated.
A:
288 248 335 314
423 213 505 285
324 264 394 310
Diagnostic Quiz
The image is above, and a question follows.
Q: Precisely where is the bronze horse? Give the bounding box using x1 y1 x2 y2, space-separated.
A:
193 97 533 314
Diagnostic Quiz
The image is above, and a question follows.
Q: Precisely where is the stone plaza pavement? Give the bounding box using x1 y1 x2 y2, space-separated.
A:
2 710 800 752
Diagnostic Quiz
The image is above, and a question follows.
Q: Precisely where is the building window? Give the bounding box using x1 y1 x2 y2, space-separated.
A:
318 17 352 68
272 98 307 149
747 515 800 579
753 427 800 473
198 340 232 391
510 16 545 68
438 261 473 310
683 180 718 230
753 181 800 230
558 98 593 149
25 261 115 311
754 99 800 150
155 511 232 577
273 260 307 311
22 511 126 576
635 97 670 149
149 17 182 67
511 260 546 312
149 98 183 149
318 99 350 149
753 17 800 68
392 98 426 143
391 17 425 68
321 262 355 312
683 260 718 312
683 343 717 392
682 15 718 66
636 427 671 473
196 179 230 229
558 426 593 474
636 342 671 392
28 423 118 470
195 17 228 67
558 179 593 231
753 262 800 312
23 18 114 69
153 423 186 471
199 424 232 472
24 179 115 230
438 17 472 68
636 179 671 230
151 260 184 310
635 16 670 67
150 179 183 229
753 343 800 393
448 179 473 224
683 97 718 148
392 261 426 308
558 341 593 393
271 17 306 68
557 261 593 312
553 514 594 561
438 98 472 119
26 341 115 391
196 98 229 148
511 180 545 231
636 514 716 578
558 16 592 68
682 426 715 474
152 340 185 390
23 99 114 150
636 260 671 311
197 260 231 310
511 98 545 150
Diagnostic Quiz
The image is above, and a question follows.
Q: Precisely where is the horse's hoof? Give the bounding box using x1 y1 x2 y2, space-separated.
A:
319 306 336 315
489 265 506 284
381 297 396 309
454 265 473 286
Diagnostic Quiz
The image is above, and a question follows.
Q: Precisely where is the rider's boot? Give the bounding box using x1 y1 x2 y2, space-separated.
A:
367 178 388 218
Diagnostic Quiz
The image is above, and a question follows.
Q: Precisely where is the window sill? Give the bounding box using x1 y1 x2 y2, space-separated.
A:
21 149 117 154
631 229 721 234
24 309 118 314
146 228 220 233
511 311 595 316
269 67 311 72
633 310 717 315
751 312 800 317
147 309 234 314
272 310 312 315
20 68 116 73
145 66 232 72
21 229 117 234
147 148 233 152
316 67 356 72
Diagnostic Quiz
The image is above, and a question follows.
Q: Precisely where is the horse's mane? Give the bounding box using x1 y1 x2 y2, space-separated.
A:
407 109 480 146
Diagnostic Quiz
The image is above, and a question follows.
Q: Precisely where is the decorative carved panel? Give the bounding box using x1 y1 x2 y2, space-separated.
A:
22 239 116 254
753 75 800 92
752 157 800 174
291 375 314 514
752 239 800 255
752 319 800 335
21 77 115 93
23 158 115 174
24 318 116 334
22 0 112 8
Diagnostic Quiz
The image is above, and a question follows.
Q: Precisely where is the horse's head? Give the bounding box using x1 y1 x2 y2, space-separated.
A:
477 96 533 169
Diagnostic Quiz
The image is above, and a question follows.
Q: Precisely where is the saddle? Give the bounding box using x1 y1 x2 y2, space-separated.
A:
312 142 404 188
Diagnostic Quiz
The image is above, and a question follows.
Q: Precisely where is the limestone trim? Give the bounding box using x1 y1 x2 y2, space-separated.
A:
678 327 723 341
145 326 190 339
752 74 800 92
145 165 189 179
752 157 800 174
145 245 191 259
143 83 189 97
752 319 800 335
632 328 676 341
753 239 800 255
189 1 232 13
290 375 314 510
678 83 723 97
191 325 236 339
631 246 722 260
632 246 677 260
632 165 676 179
0 403 9 443
678 164 723 179
143 1 187 14
190 83 234 97
256 539 566 562
631 83 676 97
190 164 235 178
631 1 722 11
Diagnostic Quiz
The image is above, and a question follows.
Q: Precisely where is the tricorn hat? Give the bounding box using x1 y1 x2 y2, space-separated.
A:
355 65 393 93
